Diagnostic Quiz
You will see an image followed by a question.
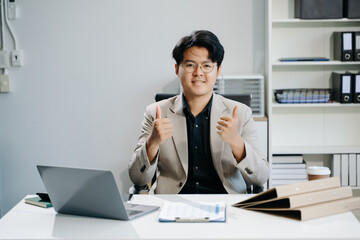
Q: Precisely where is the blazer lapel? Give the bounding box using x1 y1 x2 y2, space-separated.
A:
210 94 227 179
167 96 188 175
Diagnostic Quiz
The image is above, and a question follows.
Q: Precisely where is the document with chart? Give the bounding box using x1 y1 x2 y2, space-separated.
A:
158 201 226 222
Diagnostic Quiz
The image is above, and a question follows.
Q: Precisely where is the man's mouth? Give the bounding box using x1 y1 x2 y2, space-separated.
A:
192 79 205 83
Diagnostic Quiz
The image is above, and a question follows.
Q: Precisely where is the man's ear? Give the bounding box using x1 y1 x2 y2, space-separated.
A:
216 65 222 77
175 64 179 75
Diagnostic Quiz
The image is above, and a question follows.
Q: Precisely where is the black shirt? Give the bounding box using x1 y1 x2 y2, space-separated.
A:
179 94 227 194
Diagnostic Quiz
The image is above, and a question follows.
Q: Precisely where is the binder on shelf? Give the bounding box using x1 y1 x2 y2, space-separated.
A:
232 177 360 221
357 154 360 187
349 154 356 187
354 32 360 61
332 154 341 178
333 32 353 61
295 0 343 19
343 0 360 19
353 71 360 103
331 72 352 103
341 154 349 186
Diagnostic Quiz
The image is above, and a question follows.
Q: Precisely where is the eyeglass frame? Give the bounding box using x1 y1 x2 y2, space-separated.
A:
180 60 218 73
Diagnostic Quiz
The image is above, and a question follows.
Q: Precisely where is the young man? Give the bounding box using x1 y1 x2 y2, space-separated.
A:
129 30 269 194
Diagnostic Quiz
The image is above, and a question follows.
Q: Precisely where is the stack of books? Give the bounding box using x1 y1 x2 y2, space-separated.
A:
271 154 307 187
25 196 52 208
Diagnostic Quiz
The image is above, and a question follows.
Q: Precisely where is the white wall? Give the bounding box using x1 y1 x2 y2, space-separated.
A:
0 0 265 217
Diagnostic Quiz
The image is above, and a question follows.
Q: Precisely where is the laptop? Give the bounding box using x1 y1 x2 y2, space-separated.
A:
37 165 159 220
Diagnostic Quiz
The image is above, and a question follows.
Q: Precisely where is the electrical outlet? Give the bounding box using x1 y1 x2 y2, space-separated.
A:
0 74 10 92
11 50 22 66
8 1 18 20
0 50 10 68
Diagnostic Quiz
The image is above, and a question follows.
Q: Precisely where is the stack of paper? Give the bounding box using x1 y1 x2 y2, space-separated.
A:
233 177 360 221
272 155 307 187
158 201 226 222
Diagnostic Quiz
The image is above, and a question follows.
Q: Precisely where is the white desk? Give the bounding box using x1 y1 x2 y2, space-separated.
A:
0 194 359 240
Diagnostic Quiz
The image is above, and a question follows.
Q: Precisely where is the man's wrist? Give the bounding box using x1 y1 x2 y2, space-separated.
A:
230 136 246 163
146 139 159 163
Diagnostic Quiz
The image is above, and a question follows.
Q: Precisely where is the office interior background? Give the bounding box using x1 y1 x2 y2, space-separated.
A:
0 0 266 217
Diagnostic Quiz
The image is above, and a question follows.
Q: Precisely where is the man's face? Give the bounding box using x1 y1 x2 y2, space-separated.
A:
175 46 221 100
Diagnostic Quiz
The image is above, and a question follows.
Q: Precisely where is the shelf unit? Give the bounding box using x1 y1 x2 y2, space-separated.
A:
266 0 360 188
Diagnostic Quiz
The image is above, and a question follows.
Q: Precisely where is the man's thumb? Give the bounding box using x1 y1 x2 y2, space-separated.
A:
156 105 161 119
232 106 239 119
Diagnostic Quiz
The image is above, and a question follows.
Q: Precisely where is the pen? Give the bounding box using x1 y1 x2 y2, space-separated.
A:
175 217 210 222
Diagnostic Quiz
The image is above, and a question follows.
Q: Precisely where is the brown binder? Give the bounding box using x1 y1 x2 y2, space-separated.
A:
248 197 360 221
234 177 340 207
232 177 360 220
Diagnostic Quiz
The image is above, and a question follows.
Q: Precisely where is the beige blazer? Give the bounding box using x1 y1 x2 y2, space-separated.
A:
128 94 269 194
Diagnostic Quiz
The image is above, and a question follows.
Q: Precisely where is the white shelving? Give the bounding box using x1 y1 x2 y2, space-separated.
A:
273 61 360 66
272 102 360 108
266 0 360 188
272 19 360 23
273 145 360 155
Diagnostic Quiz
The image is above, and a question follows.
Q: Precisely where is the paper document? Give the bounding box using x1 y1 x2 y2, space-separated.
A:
158 201 226 222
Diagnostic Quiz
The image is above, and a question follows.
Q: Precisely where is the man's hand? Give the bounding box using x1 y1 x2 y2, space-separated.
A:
216 106 246 162
146 105 173 162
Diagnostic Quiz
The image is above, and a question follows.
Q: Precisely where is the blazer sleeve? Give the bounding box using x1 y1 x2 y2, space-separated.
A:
236 106 269 186
128 104 159 186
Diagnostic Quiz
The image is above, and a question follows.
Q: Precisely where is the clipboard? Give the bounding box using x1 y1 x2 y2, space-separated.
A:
158 201 226 222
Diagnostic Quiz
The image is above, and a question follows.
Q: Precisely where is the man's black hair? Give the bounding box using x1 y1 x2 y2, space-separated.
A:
172 30 225 67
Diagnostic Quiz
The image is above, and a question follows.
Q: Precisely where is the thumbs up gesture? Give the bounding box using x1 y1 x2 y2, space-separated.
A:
216 106 241 145
147 105 173 162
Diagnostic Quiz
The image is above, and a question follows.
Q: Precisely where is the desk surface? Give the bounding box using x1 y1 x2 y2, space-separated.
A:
0 194 359 240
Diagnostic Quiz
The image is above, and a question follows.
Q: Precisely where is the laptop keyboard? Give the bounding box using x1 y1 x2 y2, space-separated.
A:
127 209 143 216
125 203 145 216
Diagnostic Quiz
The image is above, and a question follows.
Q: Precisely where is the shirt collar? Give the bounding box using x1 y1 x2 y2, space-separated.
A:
182 93 213 118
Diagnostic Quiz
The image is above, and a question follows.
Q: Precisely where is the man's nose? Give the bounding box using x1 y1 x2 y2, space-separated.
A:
193 64 204 75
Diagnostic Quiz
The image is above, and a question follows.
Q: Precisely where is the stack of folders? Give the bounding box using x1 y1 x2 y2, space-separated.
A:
232 177 360 221
271 155 307 187
333 32 360 62
332 154 360 187
331 72 360 104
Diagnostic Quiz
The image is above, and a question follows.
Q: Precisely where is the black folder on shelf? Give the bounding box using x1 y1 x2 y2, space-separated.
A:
354 32 360 61
343 0 360 19
352 71 360 103
334 32 353 62
295 0 343 19
331 72 353 103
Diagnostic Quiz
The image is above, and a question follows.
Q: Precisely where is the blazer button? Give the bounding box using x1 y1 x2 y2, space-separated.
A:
179 182 183 187
245 167 253 175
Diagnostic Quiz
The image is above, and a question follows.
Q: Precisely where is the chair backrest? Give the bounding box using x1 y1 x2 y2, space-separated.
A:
155 93 252 107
